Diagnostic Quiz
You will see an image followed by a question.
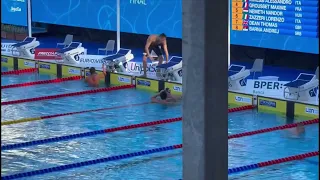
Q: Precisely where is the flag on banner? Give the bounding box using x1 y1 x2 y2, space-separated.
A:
243 2 249 12
243 25 249 31
243 20 249 31
243 13 249 20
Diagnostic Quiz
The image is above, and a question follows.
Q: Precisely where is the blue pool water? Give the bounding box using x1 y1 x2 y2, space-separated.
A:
1 68 318 179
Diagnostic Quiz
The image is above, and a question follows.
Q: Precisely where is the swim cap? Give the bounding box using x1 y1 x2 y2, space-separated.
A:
89 67 96 75
160 91 167 100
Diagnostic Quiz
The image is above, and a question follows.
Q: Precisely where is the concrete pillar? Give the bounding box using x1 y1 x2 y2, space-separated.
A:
182 0 228 178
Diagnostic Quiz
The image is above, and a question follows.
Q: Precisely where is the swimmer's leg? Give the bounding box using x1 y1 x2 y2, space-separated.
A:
142 55 148 77
158 55 164 65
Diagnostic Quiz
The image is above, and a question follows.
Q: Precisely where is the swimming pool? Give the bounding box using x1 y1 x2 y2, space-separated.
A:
1 67 318 179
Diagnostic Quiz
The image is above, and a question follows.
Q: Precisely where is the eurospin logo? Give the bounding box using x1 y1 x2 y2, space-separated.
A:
68 68 80 75
305 107 319 115
173 85 182 92
234 96 251 104
137 79 151 86
74 55 106 64
39 64 50 69
259 99 276 108
118 76 131 83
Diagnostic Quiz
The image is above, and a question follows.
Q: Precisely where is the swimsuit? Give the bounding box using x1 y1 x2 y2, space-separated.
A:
144 40 163 57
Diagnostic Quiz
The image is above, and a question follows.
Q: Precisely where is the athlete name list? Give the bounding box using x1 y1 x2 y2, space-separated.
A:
231 0 319 37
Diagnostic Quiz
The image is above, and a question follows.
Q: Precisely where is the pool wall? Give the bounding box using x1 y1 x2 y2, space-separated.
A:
1 55 318 119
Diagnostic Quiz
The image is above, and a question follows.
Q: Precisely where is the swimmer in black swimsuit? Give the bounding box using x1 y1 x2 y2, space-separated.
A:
142 33 169 77
151 88 181 104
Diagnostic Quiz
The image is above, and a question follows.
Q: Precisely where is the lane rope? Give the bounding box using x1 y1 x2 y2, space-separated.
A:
1 117 182 150
228 118 319 139
1 84 134 105
1 76 82 89
1 102 151 126
2 117 317 151
1 105 254 126
1 144 183 180
1 68 38 75
228 151 319 174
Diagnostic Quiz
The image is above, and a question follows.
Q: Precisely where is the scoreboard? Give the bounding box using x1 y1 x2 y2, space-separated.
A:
230 0 319 54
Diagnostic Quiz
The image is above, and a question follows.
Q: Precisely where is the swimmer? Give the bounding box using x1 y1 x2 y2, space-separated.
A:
287 122 305 138
142 33 169 77
85 64 107 87
151 88 181 104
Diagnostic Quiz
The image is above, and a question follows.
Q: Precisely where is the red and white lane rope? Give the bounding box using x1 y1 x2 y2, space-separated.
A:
1 76 82 89
1 68 38 75
1 84 134 105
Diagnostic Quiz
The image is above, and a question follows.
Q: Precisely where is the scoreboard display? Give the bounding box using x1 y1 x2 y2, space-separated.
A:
230 0 319 54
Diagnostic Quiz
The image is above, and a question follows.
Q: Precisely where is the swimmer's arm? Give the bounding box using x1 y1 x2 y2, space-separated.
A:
167 94 182 102
166 93 177 102
102 63 107 76
151 98 174 105
162 40 169 63
152 92 161 98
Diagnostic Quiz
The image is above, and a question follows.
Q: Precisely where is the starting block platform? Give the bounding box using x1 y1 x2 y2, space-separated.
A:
283 72 319 101
11 37 40 58
103 48 134 73
228 64 250 91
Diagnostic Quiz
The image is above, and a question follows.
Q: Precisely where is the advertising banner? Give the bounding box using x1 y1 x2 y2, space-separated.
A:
246 79 318 105
228 92 252 107
257 97 287 114
1 56 14 67
18 58 36 69
110 73 132 86
164 82 182 96
1 0 27 26
34 48 62 60
61 66 81 77
294 103 319 119
246 79 289 99
126 62 157 78
1 43 19 56
73 54 107 66
135 77 159 92
38 62 57 75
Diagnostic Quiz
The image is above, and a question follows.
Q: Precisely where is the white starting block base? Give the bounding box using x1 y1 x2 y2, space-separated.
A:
228 65 250 91
12 37 40 59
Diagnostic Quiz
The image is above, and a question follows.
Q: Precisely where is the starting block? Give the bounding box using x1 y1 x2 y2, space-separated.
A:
154 56 182 83
228 64 250 90
283 72 319 101
103 48 134 73
57 42 85 64
11 37 40 58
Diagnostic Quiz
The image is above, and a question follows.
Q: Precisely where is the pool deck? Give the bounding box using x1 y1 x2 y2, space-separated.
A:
1 37 315 81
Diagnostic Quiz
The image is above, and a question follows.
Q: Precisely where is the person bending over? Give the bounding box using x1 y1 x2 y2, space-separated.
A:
142 33 169 77
85 64 107 87
151 88 181 104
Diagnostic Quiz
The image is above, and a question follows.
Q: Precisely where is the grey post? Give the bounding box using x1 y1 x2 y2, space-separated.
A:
182 0 228 178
